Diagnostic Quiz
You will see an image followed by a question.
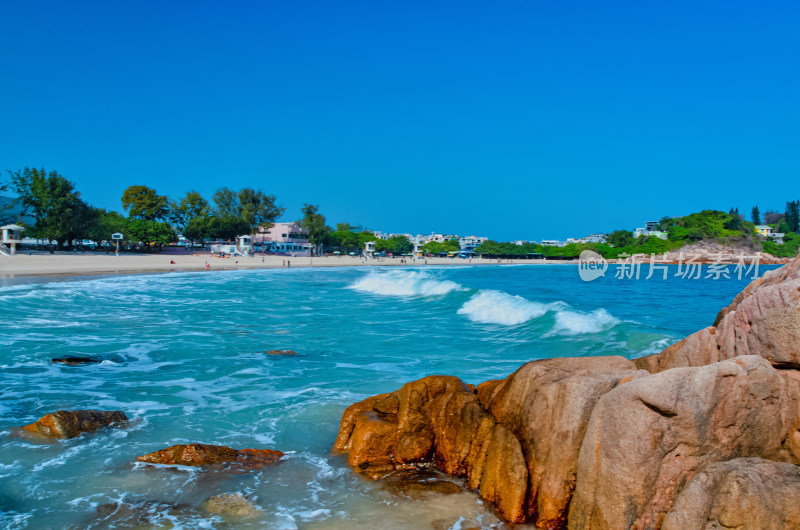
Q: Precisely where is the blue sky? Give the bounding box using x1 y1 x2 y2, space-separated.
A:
1 1 798 240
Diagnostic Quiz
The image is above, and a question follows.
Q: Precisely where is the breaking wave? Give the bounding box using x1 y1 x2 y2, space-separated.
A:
349 270 465 297
457 289 564 325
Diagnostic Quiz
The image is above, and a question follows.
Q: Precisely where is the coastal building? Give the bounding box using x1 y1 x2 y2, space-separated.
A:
566 233 607 244
540 240 566 247
755 225 785 244
253 222 312 256
0 224 24 255
633 223 668 240
458 235 488 254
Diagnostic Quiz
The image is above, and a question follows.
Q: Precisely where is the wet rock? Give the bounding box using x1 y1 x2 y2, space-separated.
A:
569 356 800 530
136 443 283 471
50 356 102 365
662 458 800 529
264 349 297 355
22 410 128 438
202 493 262 520
335 357 641 524
381 469 463 499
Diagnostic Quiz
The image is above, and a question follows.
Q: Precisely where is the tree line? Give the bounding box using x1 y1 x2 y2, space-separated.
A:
0 167 414 255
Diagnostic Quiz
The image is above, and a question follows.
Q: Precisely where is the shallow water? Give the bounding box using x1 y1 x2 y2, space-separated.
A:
0 264 770 528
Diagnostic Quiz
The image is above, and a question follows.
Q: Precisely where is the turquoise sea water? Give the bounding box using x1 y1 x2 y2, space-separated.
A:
0 264 771 528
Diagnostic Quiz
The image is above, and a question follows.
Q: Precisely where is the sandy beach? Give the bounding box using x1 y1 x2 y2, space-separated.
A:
0 252 565 278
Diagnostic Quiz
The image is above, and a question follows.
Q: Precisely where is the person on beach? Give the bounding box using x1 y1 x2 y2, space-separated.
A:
287 260 291 268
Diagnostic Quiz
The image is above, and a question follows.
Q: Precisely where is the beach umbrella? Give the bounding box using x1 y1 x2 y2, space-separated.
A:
334 251 340 255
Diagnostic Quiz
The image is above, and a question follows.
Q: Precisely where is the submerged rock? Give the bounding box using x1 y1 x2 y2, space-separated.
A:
50 356 102 365
95 500 197 528
381 469 463 499
264 349 298 355
202 493 262 520
136 443 283 471
23 410 128 438
334 255 800 527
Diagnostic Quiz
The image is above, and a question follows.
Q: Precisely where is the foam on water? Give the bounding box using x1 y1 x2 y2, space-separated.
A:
457 289 563 325
349 269 465 297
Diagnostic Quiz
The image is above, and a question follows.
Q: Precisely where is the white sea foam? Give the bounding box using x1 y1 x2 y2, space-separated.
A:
350 270 464 297
457 290 562 325
548 308 621 335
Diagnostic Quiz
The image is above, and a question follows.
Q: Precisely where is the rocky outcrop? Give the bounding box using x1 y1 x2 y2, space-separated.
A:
569 355 800 529
635 255 800 372
661 458 800 529
23 410 127 438
136 443 283 471
334 256 800 528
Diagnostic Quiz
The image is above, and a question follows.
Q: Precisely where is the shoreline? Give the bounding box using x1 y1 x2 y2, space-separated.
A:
0 253 573 281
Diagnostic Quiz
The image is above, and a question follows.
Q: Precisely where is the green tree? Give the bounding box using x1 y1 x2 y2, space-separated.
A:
122 185 168 221
785 200 800 233
751 206 761 225
126 219 177 249
9 167 85 252
606 230 635 247
238 188 284 236
299 204 330 255
169 191 209 245
375 235 413 254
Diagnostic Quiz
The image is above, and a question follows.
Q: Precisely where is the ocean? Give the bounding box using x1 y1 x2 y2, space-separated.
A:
0 264 770 528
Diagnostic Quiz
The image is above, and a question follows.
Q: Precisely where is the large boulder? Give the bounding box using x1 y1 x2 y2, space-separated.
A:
661 458 800 530
22 410 127 438
635 256 800 372
568 356 800 529
334 357 641 525
137 443 283 471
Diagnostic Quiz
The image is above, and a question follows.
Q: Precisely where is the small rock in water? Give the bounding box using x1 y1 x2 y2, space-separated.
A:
136 443 283 472
22 410 128 438
51 356 102 365
264 349 297 355
202 493 262 520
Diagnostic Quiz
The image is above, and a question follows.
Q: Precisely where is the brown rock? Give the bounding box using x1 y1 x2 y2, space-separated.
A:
661 458 800 530
334 358 641 525
136 443 283 471
22 410 128 438
264 349 297 355
481 356 642 528
568 356 800 530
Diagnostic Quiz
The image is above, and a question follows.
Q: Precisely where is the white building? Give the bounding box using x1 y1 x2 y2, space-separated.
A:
540 240 566 247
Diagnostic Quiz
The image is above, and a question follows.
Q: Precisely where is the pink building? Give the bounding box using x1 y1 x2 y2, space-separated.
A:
253 222 312 256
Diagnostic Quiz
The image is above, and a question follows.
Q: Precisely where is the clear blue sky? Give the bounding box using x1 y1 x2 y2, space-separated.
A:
1 0 798 240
